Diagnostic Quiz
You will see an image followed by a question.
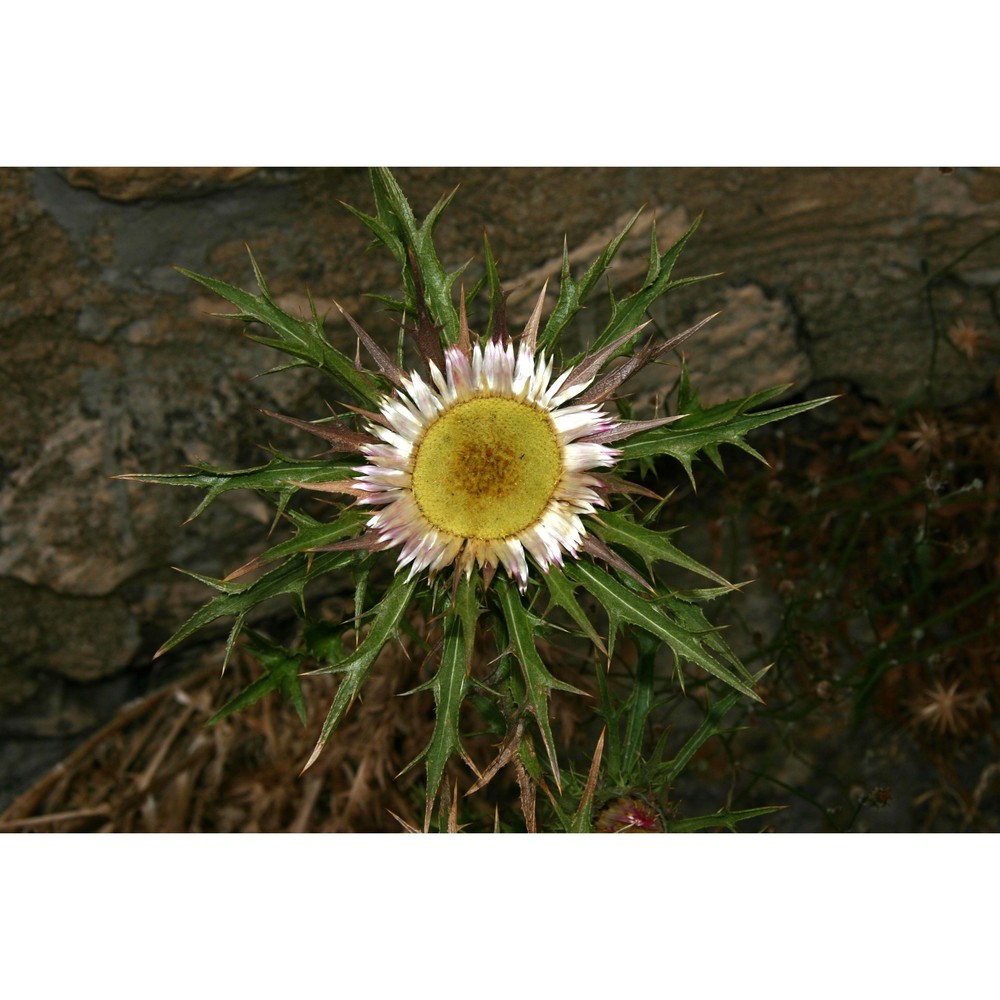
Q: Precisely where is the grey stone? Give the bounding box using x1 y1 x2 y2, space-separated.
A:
0 578 141 696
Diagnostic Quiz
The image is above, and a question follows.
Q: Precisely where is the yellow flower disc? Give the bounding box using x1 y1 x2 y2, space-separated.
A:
411 397 561 539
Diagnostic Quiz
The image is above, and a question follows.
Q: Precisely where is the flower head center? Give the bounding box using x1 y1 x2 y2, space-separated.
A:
411 396 561 539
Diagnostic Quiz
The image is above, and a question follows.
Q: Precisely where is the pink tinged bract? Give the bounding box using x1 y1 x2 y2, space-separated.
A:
352 336 620 593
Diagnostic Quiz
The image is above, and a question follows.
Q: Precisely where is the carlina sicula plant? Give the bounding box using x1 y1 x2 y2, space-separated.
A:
120 169 834 832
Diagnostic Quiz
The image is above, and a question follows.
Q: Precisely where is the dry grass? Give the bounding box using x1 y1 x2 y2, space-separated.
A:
1 613 598 833
0 637 440 833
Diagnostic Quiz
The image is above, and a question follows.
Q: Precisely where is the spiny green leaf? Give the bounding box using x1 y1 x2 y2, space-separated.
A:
364 291 408 313
587 214 715 355
453 573 481 671
538 207 645 354
420 613 471 825
308 572 417 678
619 390 839 482
541 563 607 654
621 632 658 776
302 573 418 771
206 668 283 727
482 230 505 342
117 456 358 522
568 562 761 702
359 168 461 342
302 616 349 664
228 507 368 577
662 666 771 782
206 631 307 726
157 550 355 660
352 558 373 641
496 577 587 789
592 509 734 588
675 356 699 412
340 201 406 261
463 272 487 313
171 566 245 595
661 594 750 684
175 265 383 406
668 805 784 832
517 731 545 785
593 659 623 781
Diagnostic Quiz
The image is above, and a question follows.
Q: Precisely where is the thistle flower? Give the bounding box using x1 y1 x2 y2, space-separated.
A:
122 169 832 829
339 287 691 594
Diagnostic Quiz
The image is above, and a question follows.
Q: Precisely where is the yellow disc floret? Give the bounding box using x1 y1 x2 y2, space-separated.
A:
411 396 561 539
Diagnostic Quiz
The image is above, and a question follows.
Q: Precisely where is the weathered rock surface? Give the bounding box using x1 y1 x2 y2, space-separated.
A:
61 167 258 202
2 166 998 807
0 578 140 694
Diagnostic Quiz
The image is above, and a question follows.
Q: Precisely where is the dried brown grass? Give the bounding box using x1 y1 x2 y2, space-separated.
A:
0 637 440 833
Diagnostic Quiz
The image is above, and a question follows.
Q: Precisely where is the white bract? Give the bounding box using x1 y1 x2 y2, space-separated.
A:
353 338 619 592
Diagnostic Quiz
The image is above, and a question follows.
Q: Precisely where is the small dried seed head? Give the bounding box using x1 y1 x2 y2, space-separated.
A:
595 797 664 833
